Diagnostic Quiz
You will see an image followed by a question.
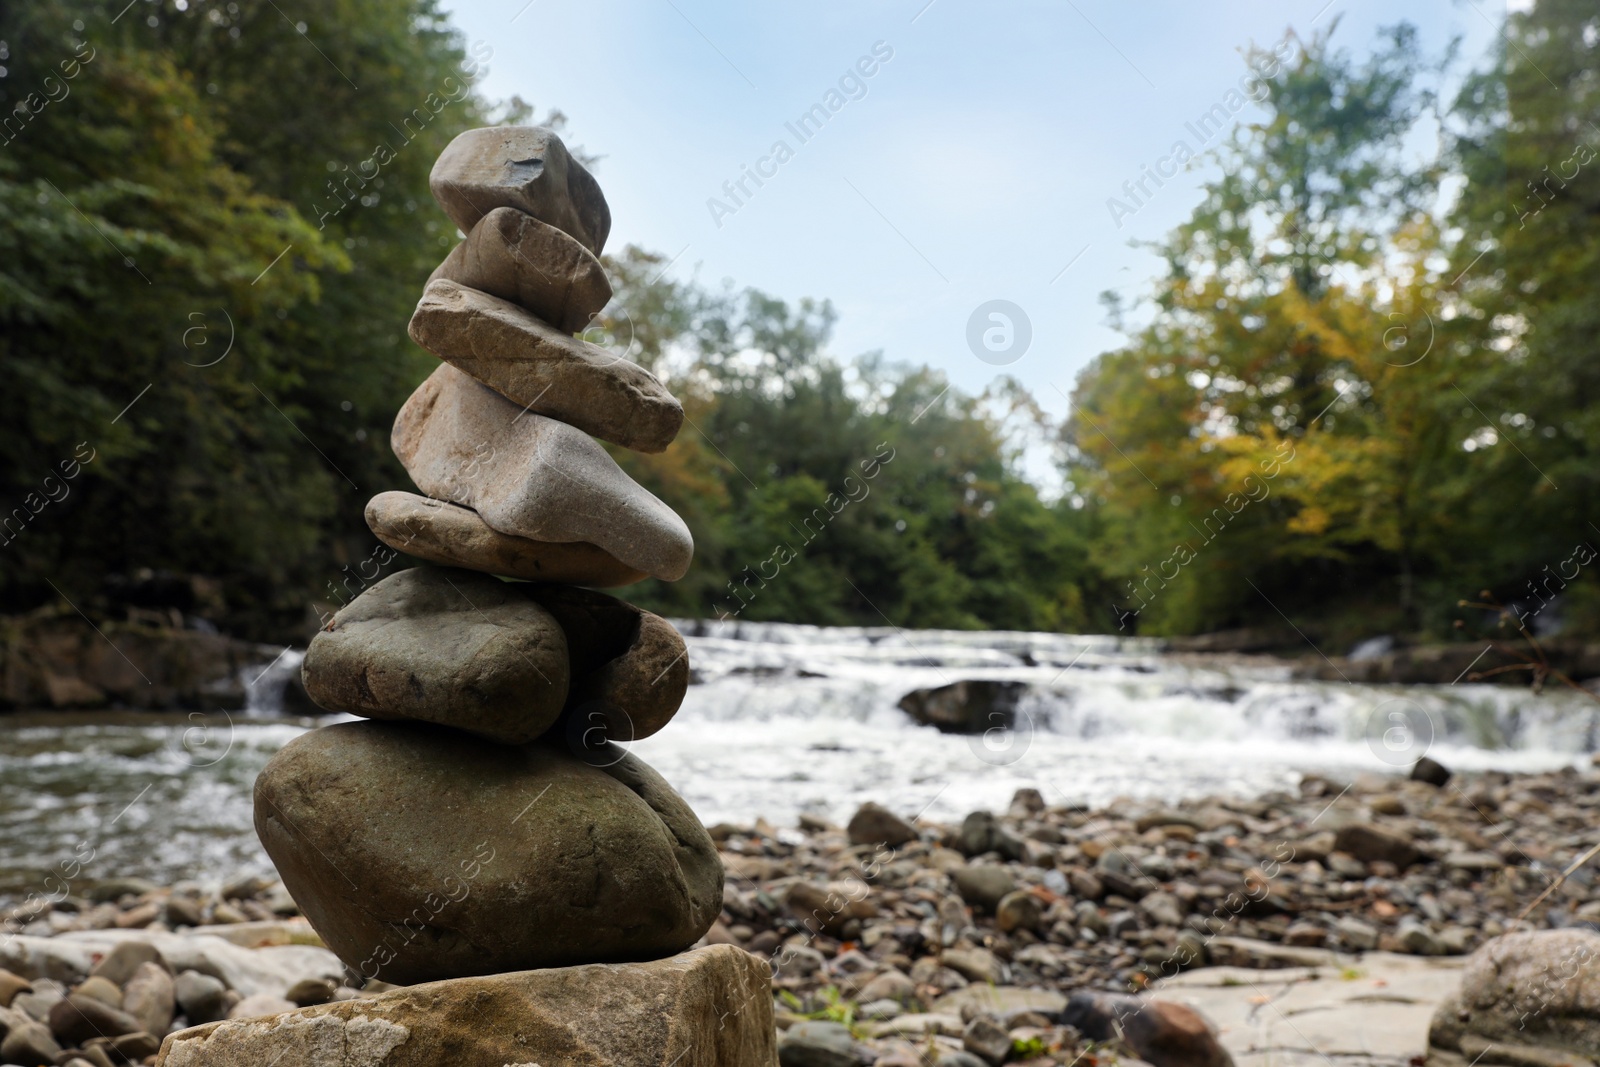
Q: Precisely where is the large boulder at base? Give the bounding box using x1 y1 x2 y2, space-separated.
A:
364 491 647 587
524 584 689 744
393 364 693 581
301 567 570 745
1428 929 1600 1066
897 679 1029 733
430 126 611 255
409 278 681 453
1059 992 1235 1067
155 945 776 1067
254 720 722 985
429 205 612 334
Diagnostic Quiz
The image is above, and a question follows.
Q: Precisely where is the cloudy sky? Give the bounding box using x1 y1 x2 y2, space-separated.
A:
437 0 1512 428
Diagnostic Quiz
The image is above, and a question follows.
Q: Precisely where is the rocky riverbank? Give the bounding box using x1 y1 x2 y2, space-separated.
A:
0 761 1592 1065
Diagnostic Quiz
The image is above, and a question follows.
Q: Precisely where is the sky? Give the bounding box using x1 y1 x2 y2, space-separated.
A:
436 0 1515 453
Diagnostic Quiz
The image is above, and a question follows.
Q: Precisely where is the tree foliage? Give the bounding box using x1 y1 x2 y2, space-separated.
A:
4 0 1598 646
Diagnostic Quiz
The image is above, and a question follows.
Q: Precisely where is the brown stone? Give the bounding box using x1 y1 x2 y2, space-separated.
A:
122 961 176 1036
364 491 646 587
301 566 570 744
0 967 31 1007
393 364 693 581
523 585 688 744
409 279 681 453
430 126 610 255
155 946 775 1066
112 1031 162 1060
429 206 612 333
785 881 876 937
48 993 141 1046
1060 992 1235 1067
846 802 918 847
1333 822 1427 868
254 721 721 985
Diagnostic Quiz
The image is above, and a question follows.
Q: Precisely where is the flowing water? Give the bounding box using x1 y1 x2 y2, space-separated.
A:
1 622 1593 903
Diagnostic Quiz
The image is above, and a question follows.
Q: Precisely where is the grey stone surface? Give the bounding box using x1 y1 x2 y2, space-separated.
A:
254 720 722 985
523 584 689 743
364 490 647 587
302 566 570 744
393 364 693 581
429 205 611 334
1429 929 1600 1066
409 278 681 453
430 126 610 255
1156 951 1465 1067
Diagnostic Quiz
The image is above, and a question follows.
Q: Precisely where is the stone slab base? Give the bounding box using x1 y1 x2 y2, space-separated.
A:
156 944 776 1067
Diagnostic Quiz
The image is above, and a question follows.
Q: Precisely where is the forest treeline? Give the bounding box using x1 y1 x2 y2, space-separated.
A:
0 0 1596 647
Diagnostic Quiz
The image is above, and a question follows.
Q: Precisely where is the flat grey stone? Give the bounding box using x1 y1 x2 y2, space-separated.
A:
430 126 610 255
392 365 692 581
155 946 775 1067
409 278 681 453
428 205 611 334
364 491 646 587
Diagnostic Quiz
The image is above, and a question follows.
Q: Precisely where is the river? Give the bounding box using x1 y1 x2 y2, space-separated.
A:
1 620 1593 903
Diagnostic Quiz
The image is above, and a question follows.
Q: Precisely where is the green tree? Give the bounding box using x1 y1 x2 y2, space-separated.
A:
1448 0 1600 625
601 249 1095 631
1069 22 1459 636
0 0 490 636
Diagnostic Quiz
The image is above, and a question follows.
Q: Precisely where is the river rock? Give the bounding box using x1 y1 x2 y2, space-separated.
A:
0 968 29 1007
114 1031 163 1060
124 961 176 1036
1059 993 1234 1067
90 940 165 986
0 1019 60 1064
952 866 1016 912
430 126 611 255
956 810 1026 861
942 948 1004 985
779 1020 859 1067
996 890 1044 934
429 206 612 333
962 1015 1012 1066
1334 822 1427 868
301 566 570 745
785 882 875 937
1412 755 1452 786
393 364 693 581
846 802 918 847
74 975 124 1006
898 679 1029 734
174 971 228 1025
364 491 646 587
410 279 682 453
284 978 337 1007
1429 929 1600 1064
254 720 722 984
524 584 689 743
154 945 775 1067
49 993 141 1045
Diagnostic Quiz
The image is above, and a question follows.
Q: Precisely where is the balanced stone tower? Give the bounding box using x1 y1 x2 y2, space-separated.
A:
237 128 775 1066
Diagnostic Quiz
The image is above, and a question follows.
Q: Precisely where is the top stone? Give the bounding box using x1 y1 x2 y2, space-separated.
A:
431 127 611 256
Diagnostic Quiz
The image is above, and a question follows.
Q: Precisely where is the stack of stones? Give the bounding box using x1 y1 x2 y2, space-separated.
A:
253 126 722 988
